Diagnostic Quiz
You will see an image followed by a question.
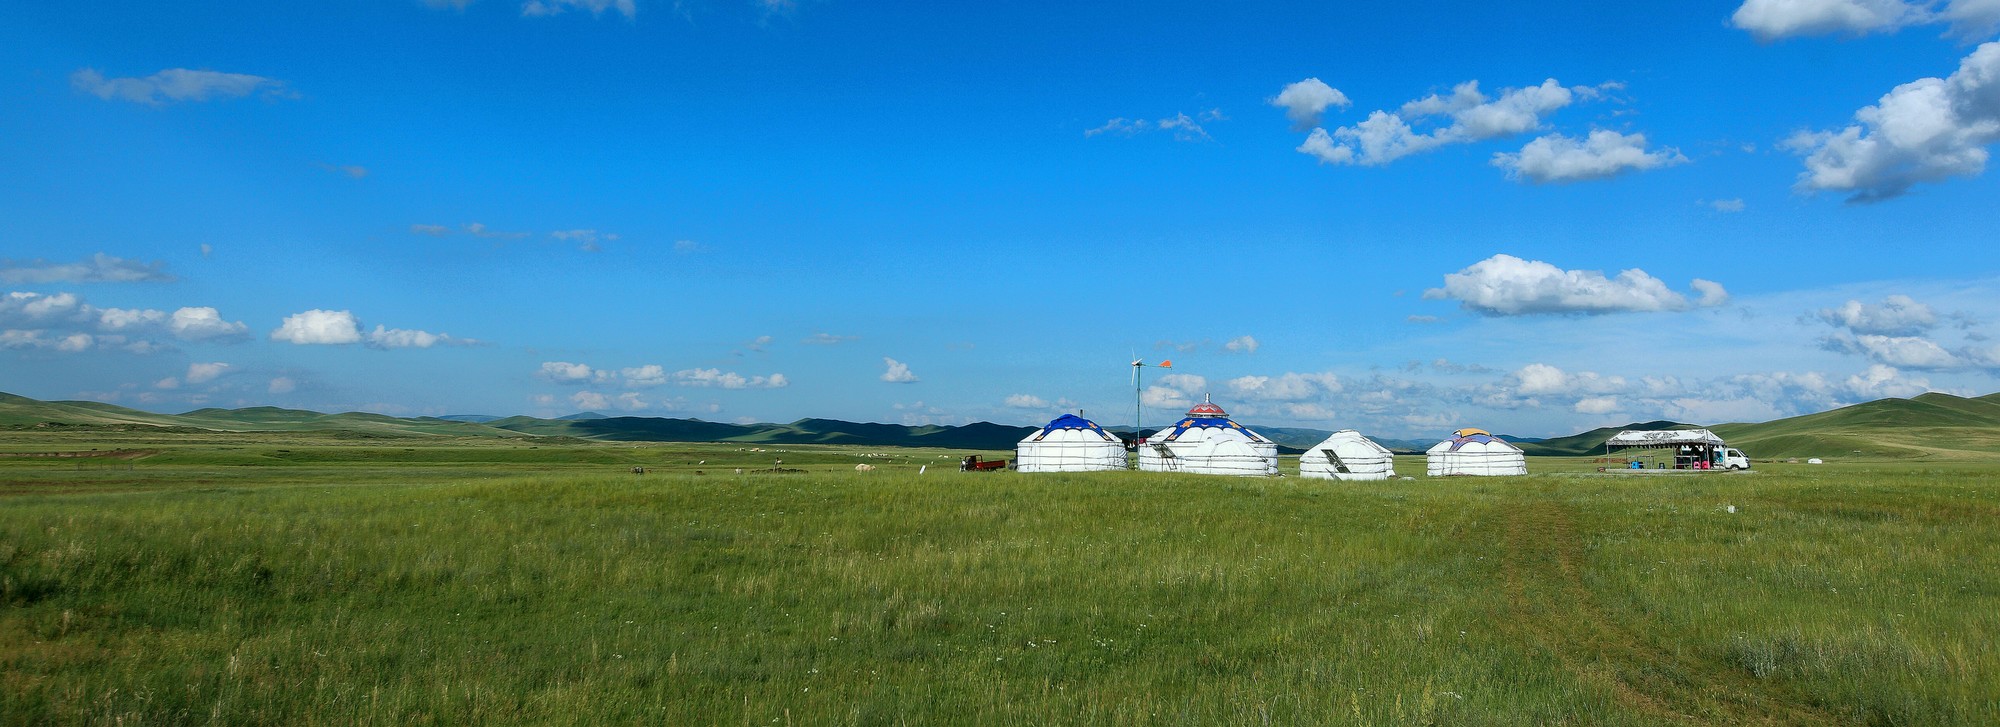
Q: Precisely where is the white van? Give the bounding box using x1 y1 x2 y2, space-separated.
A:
1721 448 1751 470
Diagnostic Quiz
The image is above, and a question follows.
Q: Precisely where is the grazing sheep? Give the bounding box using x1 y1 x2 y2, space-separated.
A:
855 464 875 472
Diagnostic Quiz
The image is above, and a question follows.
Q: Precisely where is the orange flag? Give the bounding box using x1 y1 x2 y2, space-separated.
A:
1160 360 1173 368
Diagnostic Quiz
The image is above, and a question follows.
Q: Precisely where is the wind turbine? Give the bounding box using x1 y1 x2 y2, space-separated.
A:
1131 354 1172 454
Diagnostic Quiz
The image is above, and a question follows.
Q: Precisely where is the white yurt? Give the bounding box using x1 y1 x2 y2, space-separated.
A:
1137 396 1279 476
1015 413 1128 473
1299 430 1397 480
1426 428 1527 476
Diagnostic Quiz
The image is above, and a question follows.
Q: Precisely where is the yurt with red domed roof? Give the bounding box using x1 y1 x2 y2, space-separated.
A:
1425 428 1527 476
1136 396 1279 476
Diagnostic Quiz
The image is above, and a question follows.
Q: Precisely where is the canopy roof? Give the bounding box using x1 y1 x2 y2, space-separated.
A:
1028 413 1117 443
1606 429 1724 448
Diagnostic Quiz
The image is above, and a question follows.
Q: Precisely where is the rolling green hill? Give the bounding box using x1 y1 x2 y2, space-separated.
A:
6 390 2000 459
1712 392 2000 459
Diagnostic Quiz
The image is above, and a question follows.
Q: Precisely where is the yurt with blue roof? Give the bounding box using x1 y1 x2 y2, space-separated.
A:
1426 428 1527 476
1137 396 1279 476
1016 413 1128 473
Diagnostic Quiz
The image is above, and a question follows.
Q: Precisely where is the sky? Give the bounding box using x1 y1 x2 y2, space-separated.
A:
4 0 2000 438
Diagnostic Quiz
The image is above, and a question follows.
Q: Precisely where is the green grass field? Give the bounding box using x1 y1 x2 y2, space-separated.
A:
3 435 1997 725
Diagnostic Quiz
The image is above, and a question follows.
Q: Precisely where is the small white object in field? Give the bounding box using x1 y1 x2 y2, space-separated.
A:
920 465 927 475
1399 476 1415 481
1726 505 1736 514
855 464 875 471
1807 458 1824 464
734 468 743 474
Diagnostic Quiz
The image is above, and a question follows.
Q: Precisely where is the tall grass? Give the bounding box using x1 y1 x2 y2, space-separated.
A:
2 458 1996 725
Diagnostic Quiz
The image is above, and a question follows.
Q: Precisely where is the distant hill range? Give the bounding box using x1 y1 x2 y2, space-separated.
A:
5 390 2000 459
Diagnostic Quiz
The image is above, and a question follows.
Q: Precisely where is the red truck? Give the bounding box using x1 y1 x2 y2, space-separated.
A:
960 455 1008 472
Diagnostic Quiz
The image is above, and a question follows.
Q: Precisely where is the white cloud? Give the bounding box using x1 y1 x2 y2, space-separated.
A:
1226 372 1340 401
0 291 91 328
1710 198 1747 212
97 308 166 332
881 357 919 383
1424 254 1730 315
185 362 231 384
1729 0 2000 40
55 333 93 352
410 224 452 237
1817 295 1939 335
803 332 857 345
673 239 705 254
1691 279 1732 307
463 222 529 239
1270 78 1351 131
1574 396 1621 414
319 163 367 179
1821 333 1965 368
552 229 617 252
71 68 293 105
366 325 464 349
154 377 179 390
268 377 296 394
1223 335 1260 354
1492 130 1687 183
1729 0 1923 41
522 0 637 19
571 390 611 411
538 361 599 383
1301 79 1604 167
1087 109 1223 142
1512 364 1628 397
1786 42 2000 202
1004 394 1049 409
270 310 363 345
0 254 173 284
169 307 250 342
1142 373 1208 410
675 368 788 389
622 364 668 387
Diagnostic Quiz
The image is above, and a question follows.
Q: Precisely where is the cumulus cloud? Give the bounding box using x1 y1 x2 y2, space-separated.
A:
1574 396 1622 415
1086 109 1224 142
1785 42 2000 202
1004 394 1049 409
522 0 637 18
1142 373 1207 410
1817 295 1939 335
1492 130 1687 183
675 368 788 389
1729 0 1923 40
0 254 173 284
1226 372 1340 401
185 362 231 384
621 364 668 387
538 361 601 383
268 377 296 394
571 390 611 411
1709 198 1747 212
1511 363 1628 397
881 357 919 383
270 310 363 345
169 307 250 342
1223 335 1261 354
1820 333 1966 368
71 68 294 105
366 325 465 349
1270 78 1351 131
1729 0 2000 40
1424 254 1730 315
1299 79 1610 166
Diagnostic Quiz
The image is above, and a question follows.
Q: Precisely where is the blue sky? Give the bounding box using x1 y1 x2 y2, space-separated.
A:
4 0 1999 438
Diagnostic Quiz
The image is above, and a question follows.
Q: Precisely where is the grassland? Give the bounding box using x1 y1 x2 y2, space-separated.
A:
3 433 1997 725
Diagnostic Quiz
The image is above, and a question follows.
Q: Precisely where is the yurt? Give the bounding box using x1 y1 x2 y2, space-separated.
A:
1137 396 1279 476
1299 430 1397 480
1426 428 1527 476
1015 413 1128 473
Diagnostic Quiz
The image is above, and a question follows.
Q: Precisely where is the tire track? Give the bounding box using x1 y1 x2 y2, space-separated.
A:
1499 499 1838 725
